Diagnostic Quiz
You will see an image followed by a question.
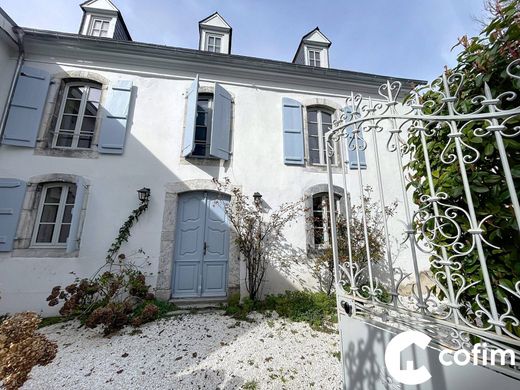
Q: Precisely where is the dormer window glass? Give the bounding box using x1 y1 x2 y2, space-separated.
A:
89 17 110 37
308 49 321 67
206 35 222 53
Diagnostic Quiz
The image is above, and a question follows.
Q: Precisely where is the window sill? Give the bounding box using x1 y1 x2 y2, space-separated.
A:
11 248 79 258
180 156 225 166
34 147 99 159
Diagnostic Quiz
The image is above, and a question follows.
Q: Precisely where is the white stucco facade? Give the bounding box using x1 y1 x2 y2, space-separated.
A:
0 5 426 315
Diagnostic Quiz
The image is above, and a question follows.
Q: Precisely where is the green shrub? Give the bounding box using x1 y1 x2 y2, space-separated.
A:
260 291 337 332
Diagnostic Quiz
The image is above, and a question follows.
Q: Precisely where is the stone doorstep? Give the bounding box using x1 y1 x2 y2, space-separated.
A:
170 297 228 310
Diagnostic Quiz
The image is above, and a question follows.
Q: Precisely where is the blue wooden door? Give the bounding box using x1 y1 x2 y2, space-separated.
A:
172 192 229 298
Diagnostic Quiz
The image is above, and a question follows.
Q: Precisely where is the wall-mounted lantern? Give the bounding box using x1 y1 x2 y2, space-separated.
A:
137 187 151 203
253 192 262 206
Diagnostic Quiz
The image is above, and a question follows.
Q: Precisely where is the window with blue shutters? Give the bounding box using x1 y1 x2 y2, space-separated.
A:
182 76 232 160
52 80 102 150
306 107 337 166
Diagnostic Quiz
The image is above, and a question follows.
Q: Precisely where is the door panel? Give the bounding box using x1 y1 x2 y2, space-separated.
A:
172 191 230 298
172 192 206 297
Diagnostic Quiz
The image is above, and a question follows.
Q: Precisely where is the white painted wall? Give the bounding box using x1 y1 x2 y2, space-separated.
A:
0 49 428 315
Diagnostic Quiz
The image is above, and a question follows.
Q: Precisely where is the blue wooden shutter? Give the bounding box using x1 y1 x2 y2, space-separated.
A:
2 66 50 148
282 97 304 165
182 75 199 157
98 80 133 154
66 177 87 253
344 108 367 169
0 178 26 252
210 83 232 160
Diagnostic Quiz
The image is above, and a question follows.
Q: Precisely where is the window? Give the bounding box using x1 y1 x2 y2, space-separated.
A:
193 94 213 157
206 35 222 53
313 193 341 247
32 183 76 247
307 108 335 165
89 17 110 37
53 81 101 149
308 49 321 67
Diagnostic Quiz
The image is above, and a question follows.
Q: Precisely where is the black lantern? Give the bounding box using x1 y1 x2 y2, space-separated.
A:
137 187 151 202
253 192 262 206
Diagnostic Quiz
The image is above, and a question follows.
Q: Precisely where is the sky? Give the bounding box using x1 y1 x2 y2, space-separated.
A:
0 0 487 82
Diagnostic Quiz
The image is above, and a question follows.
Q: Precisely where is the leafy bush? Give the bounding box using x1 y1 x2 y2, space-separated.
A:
261 291 337 331
314 186 397 295
405 0 520 332
0 312 57 390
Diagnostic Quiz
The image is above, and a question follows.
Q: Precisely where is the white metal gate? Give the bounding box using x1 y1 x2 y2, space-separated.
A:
327 59 520 389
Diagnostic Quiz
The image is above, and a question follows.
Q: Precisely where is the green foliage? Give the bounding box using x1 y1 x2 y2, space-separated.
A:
261 291 337 332
242 380 259 390
406 0 520 332
45 197 161 335
315 187 397 295
225 292 253 320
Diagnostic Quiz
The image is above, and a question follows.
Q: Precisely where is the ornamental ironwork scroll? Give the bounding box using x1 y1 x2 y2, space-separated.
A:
327 59 520 373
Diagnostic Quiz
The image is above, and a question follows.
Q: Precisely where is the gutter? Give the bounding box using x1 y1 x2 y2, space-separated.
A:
0 26 24 141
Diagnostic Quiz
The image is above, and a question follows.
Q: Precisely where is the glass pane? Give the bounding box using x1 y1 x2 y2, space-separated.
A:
36 224 54 243
56 134 73 147
66 186 76 204
88 87 101 103
314 228 324 245
67 86 85 99
308 121 318 136
100 30 108 38
195 126 207 141
81 116 96 132
93 20 102 29
45 187 62 203
62 205 73 224
313 196 324 210
321 112 332 124
308 135 319 149
309 149 321 164
63 100 81 114
60 115 77 131
58 224 70 243
40 205 59 223
84 101 99 117
307 110 318 122
77 136 92 149
196 112 206 126
192 144 206 156
197 100 208 110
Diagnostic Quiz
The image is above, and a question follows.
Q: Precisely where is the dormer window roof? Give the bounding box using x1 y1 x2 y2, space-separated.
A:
199 12 232 54
292 27 331 68
79 0 131 41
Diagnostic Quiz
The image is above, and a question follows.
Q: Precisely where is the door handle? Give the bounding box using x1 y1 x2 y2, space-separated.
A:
203 242 207 255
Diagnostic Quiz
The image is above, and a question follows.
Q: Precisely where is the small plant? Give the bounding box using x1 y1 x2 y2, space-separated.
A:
45 195 166 335
0 312 57 390
242 380 258 390
215 178 304 301
260 290 337 332
313 186 397 296
225 293 254 320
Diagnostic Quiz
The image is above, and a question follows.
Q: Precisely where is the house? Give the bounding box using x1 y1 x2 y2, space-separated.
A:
0 0 423 315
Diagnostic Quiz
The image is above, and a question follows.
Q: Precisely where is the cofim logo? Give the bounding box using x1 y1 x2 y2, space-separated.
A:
384 330 516 385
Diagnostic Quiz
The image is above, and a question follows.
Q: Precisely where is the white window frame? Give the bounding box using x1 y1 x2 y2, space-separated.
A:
52 81 101 150
206 34 222 53
307 48 322 67
191 94 214 158
306 107 338 166
312 193 341 248
31 183 75 248
88 16 111 38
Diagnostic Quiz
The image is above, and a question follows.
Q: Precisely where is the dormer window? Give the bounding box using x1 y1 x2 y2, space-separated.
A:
89 17 110 37
308 49 321 67
206 35 222 53
199 12 232 54
293 27 331 68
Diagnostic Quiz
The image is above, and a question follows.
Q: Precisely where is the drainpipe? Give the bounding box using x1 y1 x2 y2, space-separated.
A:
0 26 25 141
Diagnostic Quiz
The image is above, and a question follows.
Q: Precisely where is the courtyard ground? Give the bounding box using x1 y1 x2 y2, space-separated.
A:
22 311 341 389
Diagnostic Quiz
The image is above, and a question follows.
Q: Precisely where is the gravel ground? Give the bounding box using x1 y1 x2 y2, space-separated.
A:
21 311 341 390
